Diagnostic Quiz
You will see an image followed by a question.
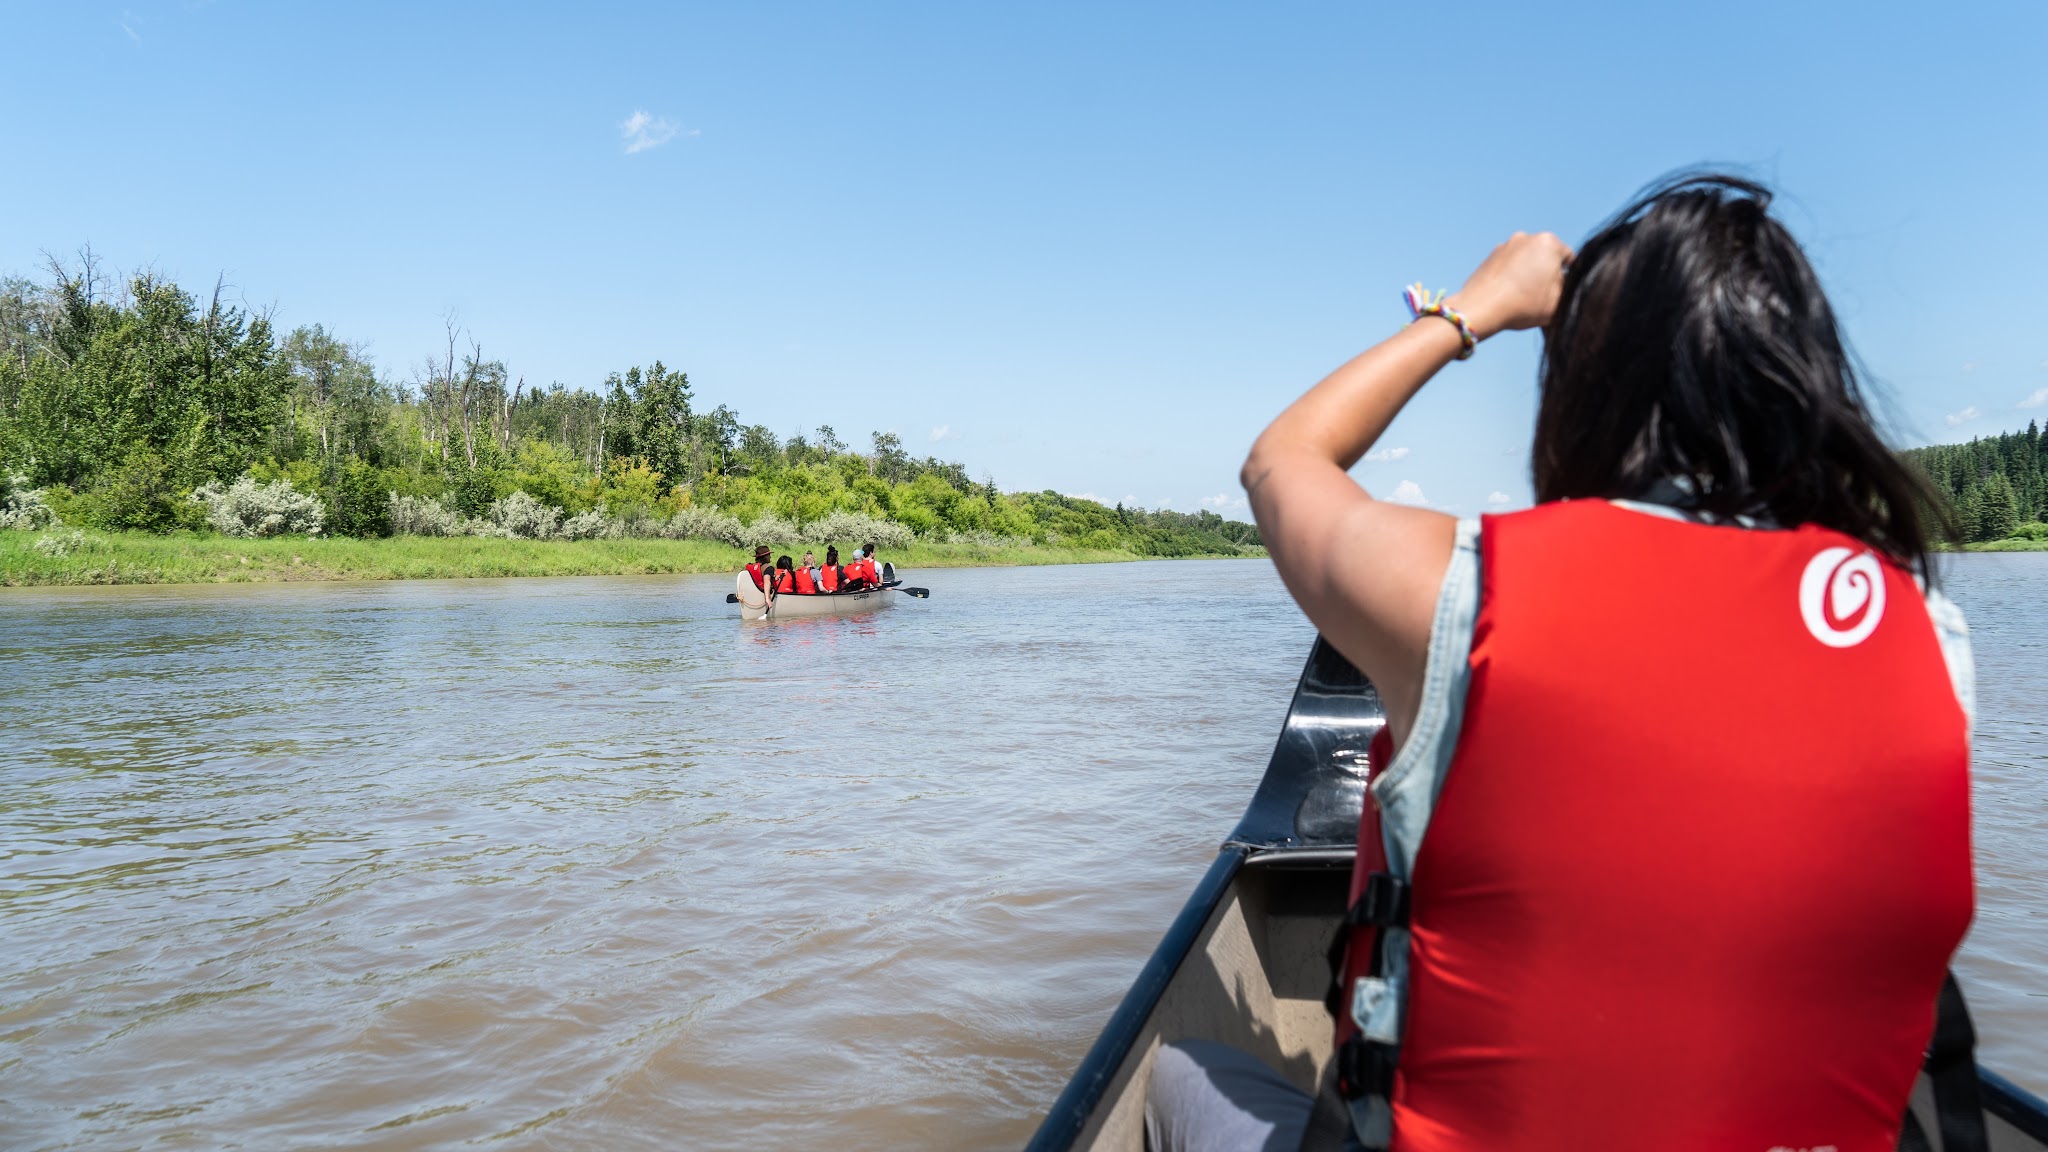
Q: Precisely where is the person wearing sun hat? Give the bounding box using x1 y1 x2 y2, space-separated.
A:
744 544 775 603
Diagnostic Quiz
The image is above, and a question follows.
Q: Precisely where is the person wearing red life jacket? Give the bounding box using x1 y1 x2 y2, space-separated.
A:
1146 175 1975 1152
817 546 843 592
792 556 818 595
772 555 797 595
840 546 874 590
743 544 771 592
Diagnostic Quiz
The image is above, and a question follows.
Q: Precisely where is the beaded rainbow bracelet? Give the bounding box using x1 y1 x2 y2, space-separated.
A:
1402 283 1477 360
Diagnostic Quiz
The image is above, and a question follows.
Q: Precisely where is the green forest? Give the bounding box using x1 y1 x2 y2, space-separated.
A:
0 259 1260 560
1903 423 2048 545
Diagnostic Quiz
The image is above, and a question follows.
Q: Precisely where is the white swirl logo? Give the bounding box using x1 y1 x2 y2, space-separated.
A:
1798 546 1886 648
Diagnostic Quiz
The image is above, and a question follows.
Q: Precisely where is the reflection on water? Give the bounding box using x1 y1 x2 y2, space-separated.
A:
0 555 2041 1150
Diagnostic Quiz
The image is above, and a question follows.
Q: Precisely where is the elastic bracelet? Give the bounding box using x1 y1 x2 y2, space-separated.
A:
1402 283 1477 360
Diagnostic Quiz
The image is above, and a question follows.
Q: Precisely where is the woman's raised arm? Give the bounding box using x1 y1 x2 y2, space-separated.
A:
1241 231 1571 747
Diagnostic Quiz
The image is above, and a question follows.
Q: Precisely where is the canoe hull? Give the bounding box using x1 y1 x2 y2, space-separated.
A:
733 571 897 620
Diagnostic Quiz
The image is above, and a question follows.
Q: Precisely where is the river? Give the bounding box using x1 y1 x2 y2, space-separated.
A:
0 555 2042 1150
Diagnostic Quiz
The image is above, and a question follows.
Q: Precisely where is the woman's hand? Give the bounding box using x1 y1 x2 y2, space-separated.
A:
1446 231 1574 340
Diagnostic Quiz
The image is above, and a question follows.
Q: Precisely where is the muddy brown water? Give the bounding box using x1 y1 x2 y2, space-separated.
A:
1 556 2042 1150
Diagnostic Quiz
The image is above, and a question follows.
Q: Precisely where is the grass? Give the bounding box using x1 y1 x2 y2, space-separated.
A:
1961 537 2048 552
0 528 1252 587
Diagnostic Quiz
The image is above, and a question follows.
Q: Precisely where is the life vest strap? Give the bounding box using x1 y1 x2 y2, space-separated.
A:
1335 1034 1397 1100
1910 970 1988 1152
1323 873 1409 1017
1343 872 1410 931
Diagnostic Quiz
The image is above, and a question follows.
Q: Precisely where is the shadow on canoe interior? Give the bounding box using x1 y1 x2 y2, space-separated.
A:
1071 853 1347 1149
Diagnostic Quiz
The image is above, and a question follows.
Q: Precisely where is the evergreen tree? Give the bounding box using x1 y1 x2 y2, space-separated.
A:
1979 472 2021 541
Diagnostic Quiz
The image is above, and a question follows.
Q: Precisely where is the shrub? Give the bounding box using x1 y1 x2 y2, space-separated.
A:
805 510 912 551
2010 521 2048 541
0 473 58 531
938 529 1033 549
743 512 802 548
323 460 392 538
448 466 502 518
90 449 193 532
660 506 745 545
559 510 611 540
191 476 325 537
388 493 468 537
33 529 88 557
486 490 562 539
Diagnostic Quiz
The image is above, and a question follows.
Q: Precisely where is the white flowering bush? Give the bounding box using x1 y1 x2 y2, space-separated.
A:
0 473 58 531
936 529 1032 549
486 491 561 539
659 506 746 545
387 494 468 537
742 512 802 548
375 491 924 554
558 510 611 540
192 477 325 538
33 528 87 556
807 511 912 551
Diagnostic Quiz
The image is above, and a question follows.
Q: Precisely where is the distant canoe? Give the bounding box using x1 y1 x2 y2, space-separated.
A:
733 571 898 621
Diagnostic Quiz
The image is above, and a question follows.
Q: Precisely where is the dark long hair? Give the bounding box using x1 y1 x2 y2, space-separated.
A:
1533 172 1944 570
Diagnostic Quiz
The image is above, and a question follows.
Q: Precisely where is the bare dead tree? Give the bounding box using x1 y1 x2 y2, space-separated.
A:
499 376 524 457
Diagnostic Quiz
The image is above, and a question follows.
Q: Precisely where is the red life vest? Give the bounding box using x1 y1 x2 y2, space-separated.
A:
793 567 817 595
774 569 795 594
1333 500 1972 1152
818 564 840 592
745 562 766 591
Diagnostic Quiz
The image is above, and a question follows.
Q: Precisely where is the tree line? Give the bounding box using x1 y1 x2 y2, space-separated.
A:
1903 421 2048 544
0 257 1261 556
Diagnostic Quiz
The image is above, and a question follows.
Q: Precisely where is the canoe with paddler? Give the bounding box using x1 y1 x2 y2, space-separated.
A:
726 543 930 621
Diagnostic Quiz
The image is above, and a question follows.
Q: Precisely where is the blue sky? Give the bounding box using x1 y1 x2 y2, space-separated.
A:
4 2 2044 518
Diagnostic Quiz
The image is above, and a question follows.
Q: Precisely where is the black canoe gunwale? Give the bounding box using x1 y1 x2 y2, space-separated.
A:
1025 636 2048 1150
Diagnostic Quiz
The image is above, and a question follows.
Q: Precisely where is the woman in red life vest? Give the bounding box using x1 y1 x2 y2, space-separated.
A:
772 555 797 595
744 544 772 591
817 546 842 592
792 555 818 595
1148 175 1974 1152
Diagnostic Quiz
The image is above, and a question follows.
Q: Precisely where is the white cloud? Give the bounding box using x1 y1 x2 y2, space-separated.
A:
119 10 141 40
1963 362 1980 373
2019 388 2048 409
1201 492 1248 511
1064 492 1101 502
1387 480 1428 506
1486 491 1513 507
929 424 955 442
1946 406 1980 427
1155 497 1173 507
620 109 693 154
1364 446 1411 463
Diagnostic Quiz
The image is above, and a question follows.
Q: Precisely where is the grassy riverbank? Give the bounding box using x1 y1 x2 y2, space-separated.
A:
0 528 1231 586
1961 537 2048 552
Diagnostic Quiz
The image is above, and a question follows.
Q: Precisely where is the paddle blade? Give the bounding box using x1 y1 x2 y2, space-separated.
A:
898 587 930 598
725 593 740 603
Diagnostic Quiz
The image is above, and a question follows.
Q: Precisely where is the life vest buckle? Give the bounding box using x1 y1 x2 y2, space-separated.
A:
1343 872 1410 930
1335 1034 1398 1099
